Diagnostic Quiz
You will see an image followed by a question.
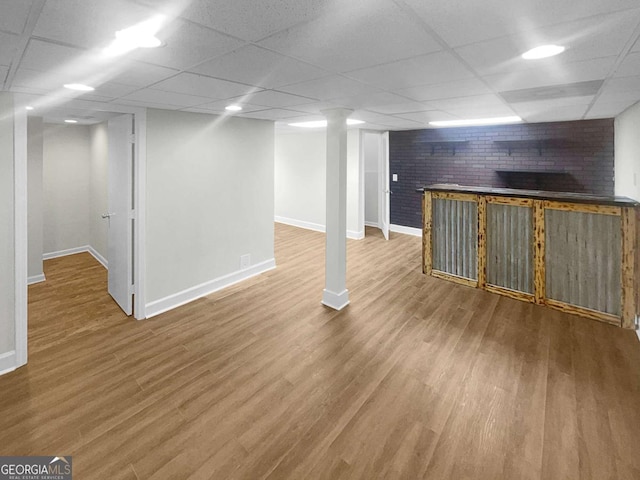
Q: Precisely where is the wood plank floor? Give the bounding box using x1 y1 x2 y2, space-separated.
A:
2 223 640 479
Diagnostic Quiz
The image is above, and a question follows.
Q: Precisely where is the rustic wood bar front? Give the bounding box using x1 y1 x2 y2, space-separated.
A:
420 184 640 328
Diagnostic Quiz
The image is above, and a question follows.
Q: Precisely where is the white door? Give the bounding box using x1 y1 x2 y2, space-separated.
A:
106 114 134 315
380 131 390 240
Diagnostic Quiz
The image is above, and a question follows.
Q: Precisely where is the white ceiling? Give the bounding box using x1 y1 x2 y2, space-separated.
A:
2 0 640 130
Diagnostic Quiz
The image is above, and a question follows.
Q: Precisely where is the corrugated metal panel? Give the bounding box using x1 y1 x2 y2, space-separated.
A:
546 210 621 315
432 198 477 280
486 204 533 293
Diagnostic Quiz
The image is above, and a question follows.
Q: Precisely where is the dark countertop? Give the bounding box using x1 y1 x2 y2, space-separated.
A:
417 184 639 207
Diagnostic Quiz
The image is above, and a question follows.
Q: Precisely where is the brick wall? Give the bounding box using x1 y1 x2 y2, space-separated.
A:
389 119 615 228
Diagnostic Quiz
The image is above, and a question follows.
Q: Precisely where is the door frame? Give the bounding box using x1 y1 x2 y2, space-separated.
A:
360 129 390 236
380 131 390 240
13 95 148 371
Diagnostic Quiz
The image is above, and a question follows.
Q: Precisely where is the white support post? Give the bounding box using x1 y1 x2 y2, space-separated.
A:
321 108 353 310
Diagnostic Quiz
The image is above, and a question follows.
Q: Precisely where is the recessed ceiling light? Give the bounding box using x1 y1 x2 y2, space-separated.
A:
117 29 162 48
225 105 243 112
521 45 565 60
64 83 95 92
25 106 34 111
64 119 78 124
288 119 366 128
429 116 522 127
104 15 165 56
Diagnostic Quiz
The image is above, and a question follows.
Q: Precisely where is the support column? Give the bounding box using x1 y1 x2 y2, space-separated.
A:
321 108 352 310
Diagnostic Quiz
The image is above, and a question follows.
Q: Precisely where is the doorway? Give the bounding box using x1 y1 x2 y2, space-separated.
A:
363 130 390 240
15 101 147 369
28 112 136 313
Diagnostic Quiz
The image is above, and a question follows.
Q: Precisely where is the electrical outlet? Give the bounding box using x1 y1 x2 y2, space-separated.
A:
392 174 398 182
240 254 251 270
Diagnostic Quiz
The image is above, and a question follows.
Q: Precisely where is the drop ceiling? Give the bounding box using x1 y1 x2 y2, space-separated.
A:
2 0 640 130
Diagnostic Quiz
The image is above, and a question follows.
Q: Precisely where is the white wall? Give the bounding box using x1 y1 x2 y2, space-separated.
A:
145 109 275 307
89 123 108 261
0 92 15 358
347 129 362 237
43 124 92 254
274 128 363 239
27 117 44 280
615 101 640 201
364 132 380 225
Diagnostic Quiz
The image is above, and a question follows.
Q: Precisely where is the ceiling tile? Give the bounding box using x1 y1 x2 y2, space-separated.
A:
286 101 344 114
152 72 259 99
443 104 518 118
427 94 507 111
402 0 640 47
0 0 32 34
455 10 640 77
603 75 640 93
367 101 435 115
112 98 182 110
183 100 268 114
394 110 460 123
585 99 636 118
499 81 602 104
129 18 244 70
595 76 640 104
236 90 318 108
189 45 329 89
33 0 157 48
92 82 140 98
398 78 492 102
0 31 19 67
119 88 212 107
137 0 333 42
12 67 85 92
511 98 594 120
239 108 307 120
328 92 427 112
19 29 181 90
105 61 179 87
10 65 125 102
614 52 640 77
19 39 88 72
482 57 616 91
258 0 442 72
279 75 379 101
346 52 474 91
353 110 424 126
517 104 589 123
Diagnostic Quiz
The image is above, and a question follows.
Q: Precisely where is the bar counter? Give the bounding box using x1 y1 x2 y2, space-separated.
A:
419 184 639 328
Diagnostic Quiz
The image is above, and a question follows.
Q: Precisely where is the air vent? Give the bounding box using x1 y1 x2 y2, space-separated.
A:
499 80 604 104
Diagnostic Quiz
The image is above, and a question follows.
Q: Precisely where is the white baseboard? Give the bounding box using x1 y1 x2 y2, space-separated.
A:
43 245 108 269
390 224 422 237
275 216 363 240
145 258 277 319
322 288 350 310
275 215 324 234
636 329 640 342
43 245 90 260
0 350 17 376
88 246 108 269
365 221 379 228
27 273 46 285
